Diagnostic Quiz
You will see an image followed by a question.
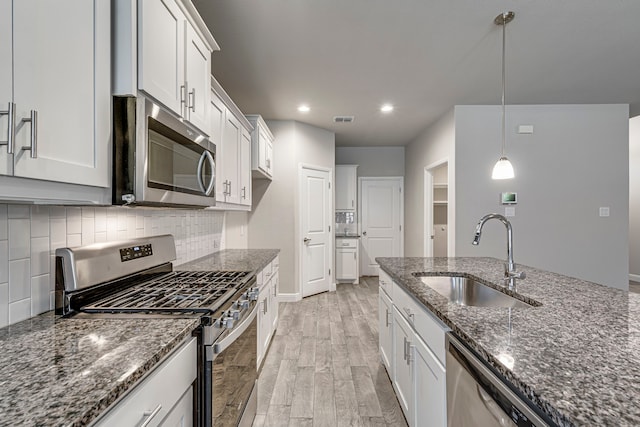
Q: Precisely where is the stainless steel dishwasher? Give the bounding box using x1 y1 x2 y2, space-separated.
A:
446 333 553 427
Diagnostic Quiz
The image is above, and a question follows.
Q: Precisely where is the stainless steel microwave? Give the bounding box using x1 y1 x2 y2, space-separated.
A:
113 95 215 208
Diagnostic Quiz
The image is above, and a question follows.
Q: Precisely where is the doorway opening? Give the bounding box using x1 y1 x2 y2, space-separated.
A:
424 161 450 257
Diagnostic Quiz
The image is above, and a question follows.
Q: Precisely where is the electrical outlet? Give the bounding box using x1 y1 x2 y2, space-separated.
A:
599 207 610 217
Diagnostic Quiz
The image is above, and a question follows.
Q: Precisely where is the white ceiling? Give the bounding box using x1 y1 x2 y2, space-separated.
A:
193 0 640 147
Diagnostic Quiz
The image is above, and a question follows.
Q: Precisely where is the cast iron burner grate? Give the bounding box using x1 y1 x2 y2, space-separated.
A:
81 270 251 314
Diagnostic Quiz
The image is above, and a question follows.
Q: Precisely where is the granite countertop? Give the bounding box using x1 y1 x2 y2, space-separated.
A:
0 313 199 426
176 249 279 274
376 257 640 427
0 249 279 426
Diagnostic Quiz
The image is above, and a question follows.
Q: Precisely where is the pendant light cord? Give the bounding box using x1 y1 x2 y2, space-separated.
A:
501 12 507 158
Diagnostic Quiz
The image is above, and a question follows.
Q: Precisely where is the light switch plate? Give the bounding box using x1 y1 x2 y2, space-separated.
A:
518 125 534 134
505 207 516 217
599 207 610 217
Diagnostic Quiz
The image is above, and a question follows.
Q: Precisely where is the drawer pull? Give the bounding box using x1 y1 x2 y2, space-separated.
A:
385 308 391 327
403 307 415 321
140 404 162 427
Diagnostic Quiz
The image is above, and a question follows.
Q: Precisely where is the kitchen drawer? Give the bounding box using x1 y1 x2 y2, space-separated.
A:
92 337 197 427
379 269 393 298
336 238 357 248
392 281 449 365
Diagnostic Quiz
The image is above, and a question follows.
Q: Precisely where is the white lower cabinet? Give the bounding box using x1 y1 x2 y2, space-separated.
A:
92 337 197 427
393 306 414 423
336 238 359 283
414 335 446 427
257 256 280 368
380 275 449 427
378 288 393 372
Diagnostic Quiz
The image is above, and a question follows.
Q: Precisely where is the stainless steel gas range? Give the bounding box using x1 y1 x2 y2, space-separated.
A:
55 234 258 427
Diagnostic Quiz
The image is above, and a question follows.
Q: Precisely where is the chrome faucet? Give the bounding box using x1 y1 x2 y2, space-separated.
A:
472 213 525 289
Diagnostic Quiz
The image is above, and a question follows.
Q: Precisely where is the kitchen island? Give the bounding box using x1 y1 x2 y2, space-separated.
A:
377 257 640 427
0 249 279 427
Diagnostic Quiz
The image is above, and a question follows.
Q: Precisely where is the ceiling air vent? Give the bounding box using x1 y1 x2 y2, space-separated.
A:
333 116 355 123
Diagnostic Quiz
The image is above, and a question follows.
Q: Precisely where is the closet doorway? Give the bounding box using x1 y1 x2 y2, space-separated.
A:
424 161 449 257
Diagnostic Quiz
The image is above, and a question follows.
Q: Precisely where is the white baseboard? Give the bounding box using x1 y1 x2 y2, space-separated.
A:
278 292 302 302
630 273 640 283
330 282 337 292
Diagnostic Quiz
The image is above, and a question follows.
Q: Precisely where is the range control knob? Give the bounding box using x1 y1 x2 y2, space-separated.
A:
229 309 241 320
248 288 259 301
238 299 250 309
221 316 234 329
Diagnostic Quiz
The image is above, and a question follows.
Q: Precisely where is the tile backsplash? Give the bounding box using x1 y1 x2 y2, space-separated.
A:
335 211 357 234
0 204 225 328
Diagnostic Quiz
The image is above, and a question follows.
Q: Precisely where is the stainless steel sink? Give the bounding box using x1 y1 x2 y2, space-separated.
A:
416 275 536 308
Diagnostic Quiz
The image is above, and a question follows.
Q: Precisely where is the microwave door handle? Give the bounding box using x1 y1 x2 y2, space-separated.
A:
203 150 215 196
196 151 207 193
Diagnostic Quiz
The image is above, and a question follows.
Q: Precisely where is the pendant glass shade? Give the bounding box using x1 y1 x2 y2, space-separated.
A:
492 156 515 180
492 11 516 180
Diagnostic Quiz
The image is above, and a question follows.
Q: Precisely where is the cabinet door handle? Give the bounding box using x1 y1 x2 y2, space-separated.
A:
403 307 414 321
180 84 187 108
140 404 162 427
241 186 246 199
189 88 196 112
0 102 16 154
407 342 413 365
403 336 408 361
352 199 354 208
21 110 38 158
385 308 390 327
353 251 356 260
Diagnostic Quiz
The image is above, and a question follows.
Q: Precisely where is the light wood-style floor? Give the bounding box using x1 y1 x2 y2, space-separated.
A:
252 277 408 427
630 281 640 294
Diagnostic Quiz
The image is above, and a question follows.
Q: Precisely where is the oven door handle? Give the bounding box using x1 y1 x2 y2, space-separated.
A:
212 302 258 355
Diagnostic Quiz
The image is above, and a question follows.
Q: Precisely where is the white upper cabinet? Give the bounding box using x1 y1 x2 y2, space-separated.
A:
135 0 219 135
246 115 274 180
335 165 358 210
184 23 210 132
222 112 241 205
0 0 13 176
0 0 110 191
240 127 252 206
138 0 185 115
211 78 253 210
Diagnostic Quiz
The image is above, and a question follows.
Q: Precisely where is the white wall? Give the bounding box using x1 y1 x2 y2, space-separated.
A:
335 146 404 177
248 121 335 297
0 204 225 327
630 116 640 281
404 110 455 257
454 104 629 290
224 211 249 249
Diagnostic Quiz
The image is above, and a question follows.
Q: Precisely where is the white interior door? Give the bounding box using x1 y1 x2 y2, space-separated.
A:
300 166 332 297
360 177 403 276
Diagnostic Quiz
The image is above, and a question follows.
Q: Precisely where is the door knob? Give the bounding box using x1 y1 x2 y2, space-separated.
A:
362 231 367 236
303 237 311 244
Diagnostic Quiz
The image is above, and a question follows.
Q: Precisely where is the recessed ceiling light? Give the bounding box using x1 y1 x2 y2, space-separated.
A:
380 104 394 113
298 104 310 113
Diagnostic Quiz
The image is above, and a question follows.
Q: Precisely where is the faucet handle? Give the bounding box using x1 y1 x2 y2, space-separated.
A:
508 270 526 280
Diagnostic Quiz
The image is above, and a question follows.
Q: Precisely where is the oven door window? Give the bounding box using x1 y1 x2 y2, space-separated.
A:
213 316 257 426
147 118 214 196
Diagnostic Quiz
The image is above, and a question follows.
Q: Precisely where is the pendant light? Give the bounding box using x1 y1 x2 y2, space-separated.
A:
492 11 515 180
